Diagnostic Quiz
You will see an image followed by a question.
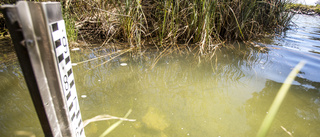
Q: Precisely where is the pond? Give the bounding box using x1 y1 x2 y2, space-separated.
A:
0 14 320 137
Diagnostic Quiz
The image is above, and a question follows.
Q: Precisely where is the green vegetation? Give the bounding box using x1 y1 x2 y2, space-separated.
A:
1 0 293 54
286 3 320 14
67 0 293 54
62 8 78 42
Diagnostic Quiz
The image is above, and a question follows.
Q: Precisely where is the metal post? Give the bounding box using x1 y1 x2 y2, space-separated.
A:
1 1 85 137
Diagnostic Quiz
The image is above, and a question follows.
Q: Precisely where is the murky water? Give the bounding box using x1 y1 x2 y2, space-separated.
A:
1 14 320 137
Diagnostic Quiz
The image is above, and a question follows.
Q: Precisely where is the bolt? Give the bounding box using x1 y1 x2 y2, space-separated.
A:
26 39 34 47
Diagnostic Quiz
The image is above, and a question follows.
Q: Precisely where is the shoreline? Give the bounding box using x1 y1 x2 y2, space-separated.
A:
286 4 320 16
289 9 320 16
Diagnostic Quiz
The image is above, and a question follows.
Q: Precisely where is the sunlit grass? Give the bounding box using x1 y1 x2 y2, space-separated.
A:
286 3 320 14
55 0 293 54
0 0 295 54
63 8 77 42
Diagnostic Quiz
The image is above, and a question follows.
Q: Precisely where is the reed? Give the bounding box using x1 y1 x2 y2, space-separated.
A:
63 8 78 42
1 0 294 54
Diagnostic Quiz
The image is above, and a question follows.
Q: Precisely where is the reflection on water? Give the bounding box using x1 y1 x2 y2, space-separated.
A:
71 46 319 136
0 14 320 136
246 80 320 137
71 47 261 136
276 14 320 55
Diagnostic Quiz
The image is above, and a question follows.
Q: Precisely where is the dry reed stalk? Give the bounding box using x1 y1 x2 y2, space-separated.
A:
82 114 136 128
19 0 294 54
86 47 134 72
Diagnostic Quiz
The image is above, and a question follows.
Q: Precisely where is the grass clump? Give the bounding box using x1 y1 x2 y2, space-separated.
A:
286 3 310 11
67 0 293 54
62 8 78 42
1 0 294 54
286 3 320 14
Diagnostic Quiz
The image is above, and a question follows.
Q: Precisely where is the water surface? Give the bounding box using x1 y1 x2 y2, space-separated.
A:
0 14 320 136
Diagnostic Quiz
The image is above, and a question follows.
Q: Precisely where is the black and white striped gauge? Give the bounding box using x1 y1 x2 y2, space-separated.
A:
50 20 85 137
2 1 86 136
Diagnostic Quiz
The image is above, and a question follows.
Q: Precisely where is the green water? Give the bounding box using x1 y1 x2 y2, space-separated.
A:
1 14 320 136
71 46 319 137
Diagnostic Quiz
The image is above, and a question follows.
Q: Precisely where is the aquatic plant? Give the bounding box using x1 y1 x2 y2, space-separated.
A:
63 8 78 42
257 61 306 137
0 0 294 54
63 0 293 53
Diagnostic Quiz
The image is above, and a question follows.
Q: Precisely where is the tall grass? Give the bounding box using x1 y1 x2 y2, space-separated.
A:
1 0 294 53
63 8 78 42
68 0 292 52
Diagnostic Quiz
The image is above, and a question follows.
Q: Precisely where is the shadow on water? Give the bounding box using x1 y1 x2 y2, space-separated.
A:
0 61 43 137
246 80 320 137
0 37 43 136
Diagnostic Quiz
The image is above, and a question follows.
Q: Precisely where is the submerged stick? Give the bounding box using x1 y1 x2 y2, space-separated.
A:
99 109 133 137
280 126 293 137
257 61 306 137
83 114 136 127
73 50 123 65
86 47 134 72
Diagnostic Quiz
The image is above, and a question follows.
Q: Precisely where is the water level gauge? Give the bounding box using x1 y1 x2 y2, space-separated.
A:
1 1 85 136
50 20 84 136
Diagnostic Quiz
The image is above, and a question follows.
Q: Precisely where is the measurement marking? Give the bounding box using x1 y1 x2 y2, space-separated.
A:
66 92 71 100
58 54 64 63
67 69 72 77
55 39 61 48
51 20 85 136
70 80 74 88
69 102 73 111
76 110 80 118
78 119 82 127
65 56 70 65
62 36 67 47
71 112 75 121
52 23 58 32
80 129 84 135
